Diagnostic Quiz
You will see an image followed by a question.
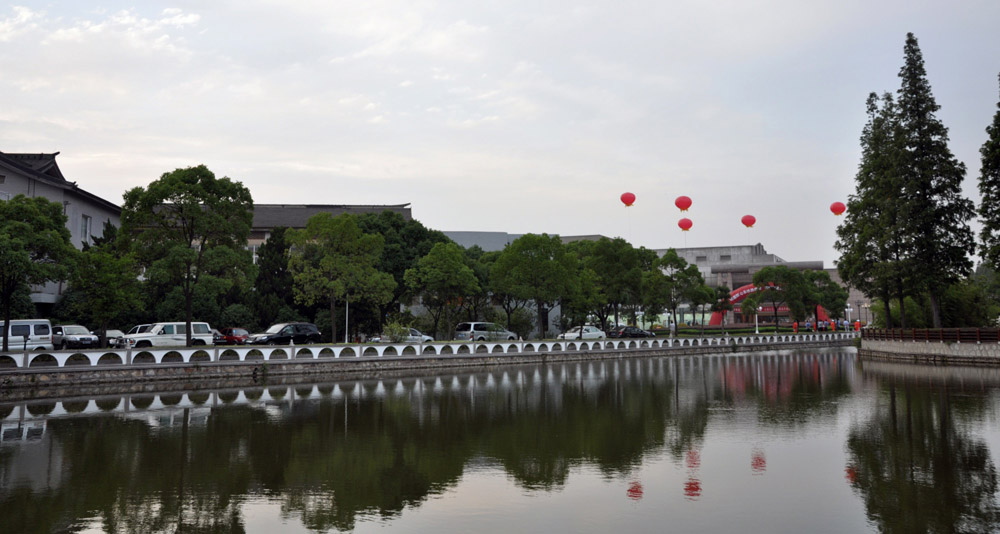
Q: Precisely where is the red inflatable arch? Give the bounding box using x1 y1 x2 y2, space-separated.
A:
709 284 829 325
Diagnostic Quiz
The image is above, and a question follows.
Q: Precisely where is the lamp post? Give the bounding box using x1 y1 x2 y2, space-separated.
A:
845 305 853 323
862 302 870 324
755 306 761 334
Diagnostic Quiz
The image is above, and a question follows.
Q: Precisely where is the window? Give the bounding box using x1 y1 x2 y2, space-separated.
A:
161 325 174 335
11 325 29 337
81 214 92 244
720 255 731 262
193 324 209 334
36 324 49 335
695 256 707 263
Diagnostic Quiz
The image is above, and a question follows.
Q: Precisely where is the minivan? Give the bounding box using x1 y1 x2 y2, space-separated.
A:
0 319 54 351
454 322 517 341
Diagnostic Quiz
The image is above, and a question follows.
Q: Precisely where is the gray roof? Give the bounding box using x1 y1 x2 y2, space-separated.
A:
0 151 121 214
251 203 411 230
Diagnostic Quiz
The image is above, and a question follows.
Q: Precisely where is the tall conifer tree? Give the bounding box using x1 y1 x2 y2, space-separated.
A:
979 74 1000 270
895 33 975 327
837 93 907 327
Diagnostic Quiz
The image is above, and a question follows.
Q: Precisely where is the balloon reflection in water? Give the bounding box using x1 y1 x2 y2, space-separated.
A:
684 478 702 500
627 481 644 501
751 448 766 474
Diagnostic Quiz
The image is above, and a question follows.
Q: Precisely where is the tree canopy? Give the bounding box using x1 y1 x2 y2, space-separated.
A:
0 195 76 351
120 165 255 346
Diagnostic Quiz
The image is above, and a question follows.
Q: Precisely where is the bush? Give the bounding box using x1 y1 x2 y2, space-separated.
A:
382 322 410 342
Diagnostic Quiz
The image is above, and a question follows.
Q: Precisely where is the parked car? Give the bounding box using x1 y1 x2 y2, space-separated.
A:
607 326 655 339
454 322 517 341
0 319 54 351
103 329 126 348
370 328 434 343
248 323 322 345
125 322 214 347
557 325 607 340
218 327 250 345
52 324 100 350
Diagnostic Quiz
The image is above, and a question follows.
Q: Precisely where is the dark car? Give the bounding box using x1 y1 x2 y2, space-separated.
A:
248 323 322 345
218 327 250 345
607 326 655 339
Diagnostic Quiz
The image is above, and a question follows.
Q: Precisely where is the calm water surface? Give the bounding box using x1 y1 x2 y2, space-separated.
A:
3 349 1000 533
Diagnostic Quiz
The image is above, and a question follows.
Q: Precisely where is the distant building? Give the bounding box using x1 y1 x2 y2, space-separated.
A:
442 231 608 252
656 243 823 289
0 151 121 308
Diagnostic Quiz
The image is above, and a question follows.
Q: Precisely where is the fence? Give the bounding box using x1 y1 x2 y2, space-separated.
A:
861 328 1000 343
0 332 859 370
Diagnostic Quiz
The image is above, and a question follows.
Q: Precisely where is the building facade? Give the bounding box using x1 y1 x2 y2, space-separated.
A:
0 151 121 307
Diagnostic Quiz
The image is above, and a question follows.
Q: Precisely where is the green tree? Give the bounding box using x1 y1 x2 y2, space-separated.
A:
803 270 849 325
404 242 479 339
64 243 142 344
689 284 715 333
588 238 645 327
658 249 703 327
979 74 1000 272
896 33 976 327
710 285 733 335
120 165 255 346
492 234 575 339
355 212 451 325
252 226 298 328
0 195 75 351
288 213 396 342
837 92 907 328
749 266 807 333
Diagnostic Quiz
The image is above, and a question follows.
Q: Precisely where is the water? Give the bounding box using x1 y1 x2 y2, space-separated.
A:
2 349 1000 533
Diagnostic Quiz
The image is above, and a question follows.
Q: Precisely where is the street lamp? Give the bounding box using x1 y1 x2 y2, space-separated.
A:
862 302 870 324
755 306 761 334
845 305 853 323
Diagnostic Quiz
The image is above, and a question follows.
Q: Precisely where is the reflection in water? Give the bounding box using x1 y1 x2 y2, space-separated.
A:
0 351 997 533
846 384 1000 533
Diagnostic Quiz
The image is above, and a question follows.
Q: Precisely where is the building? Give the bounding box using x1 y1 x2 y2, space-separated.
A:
0 151 121 308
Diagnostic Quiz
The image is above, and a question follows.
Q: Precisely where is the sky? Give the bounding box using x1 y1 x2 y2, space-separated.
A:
2 1 999 267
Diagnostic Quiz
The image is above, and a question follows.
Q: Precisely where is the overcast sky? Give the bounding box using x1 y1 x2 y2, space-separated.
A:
3 1 999 266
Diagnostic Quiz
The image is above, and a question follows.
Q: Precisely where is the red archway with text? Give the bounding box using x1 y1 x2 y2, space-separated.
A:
709 284 829 325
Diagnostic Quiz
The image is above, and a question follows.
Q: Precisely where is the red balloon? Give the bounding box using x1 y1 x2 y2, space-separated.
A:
830 201 846 216
675 195 692 211
678 218 693 231
741 215 756 228
621 192 636 207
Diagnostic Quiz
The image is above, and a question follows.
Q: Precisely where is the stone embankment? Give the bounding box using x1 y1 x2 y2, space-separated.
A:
0 333 857 394
860 328 1000 366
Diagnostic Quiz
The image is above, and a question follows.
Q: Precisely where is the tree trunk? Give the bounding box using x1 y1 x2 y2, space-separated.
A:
881 289 893 329
536 299 546 339
184 285 193 347
329 297 338 343
1 284 11 353
928 290 943 328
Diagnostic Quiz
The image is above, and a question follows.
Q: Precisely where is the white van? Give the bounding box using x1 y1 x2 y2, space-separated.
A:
125 322 214 348
0 319 54 351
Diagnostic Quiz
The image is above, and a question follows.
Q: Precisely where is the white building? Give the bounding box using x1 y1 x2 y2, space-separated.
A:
0 151 121 308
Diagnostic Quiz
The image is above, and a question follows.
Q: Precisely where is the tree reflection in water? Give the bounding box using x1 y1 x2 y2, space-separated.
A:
846 384 1000 533
0 352 894 533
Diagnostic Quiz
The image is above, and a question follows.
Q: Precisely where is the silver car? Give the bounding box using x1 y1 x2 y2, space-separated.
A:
454 322 517 341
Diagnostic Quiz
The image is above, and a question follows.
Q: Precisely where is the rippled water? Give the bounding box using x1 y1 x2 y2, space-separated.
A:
3 349 1000 533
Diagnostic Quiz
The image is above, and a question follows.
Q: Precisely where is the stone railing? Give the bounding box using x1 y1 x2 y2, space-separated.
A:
0 332 858 370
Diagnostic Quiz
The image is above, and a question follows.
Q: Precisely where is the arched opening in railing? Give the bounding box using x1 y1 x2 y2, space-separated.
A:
162 352 183 363
65 354 91 366
97 353 123 366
